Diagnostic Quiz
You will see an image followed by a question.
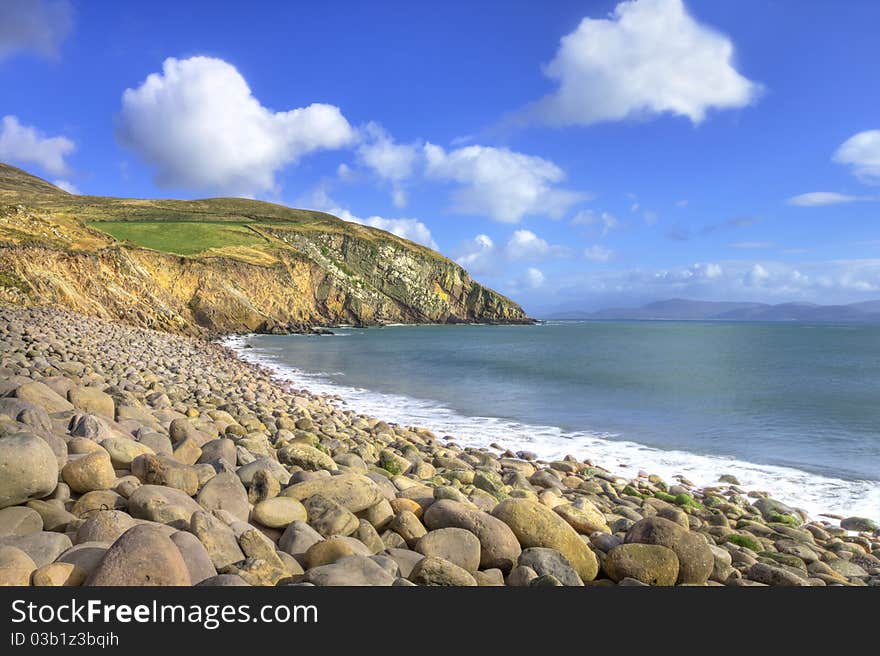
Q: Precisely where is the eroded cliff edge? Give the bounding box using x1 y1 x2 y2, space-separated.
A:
0 164 531 336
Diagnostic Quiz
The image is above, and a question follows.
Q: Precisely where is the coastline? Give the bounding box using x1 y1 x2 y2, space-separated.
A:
0 306 877 587
224 331 880 523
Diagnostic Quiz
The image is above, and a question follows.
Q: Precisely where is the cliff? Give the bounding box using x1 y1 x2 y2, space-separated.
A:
0 163 530 335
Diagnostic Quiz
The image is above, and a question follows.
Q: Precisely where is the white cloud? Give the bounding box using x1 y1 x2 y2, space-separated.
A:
356 122 420 207
525 267 545 289
0 115 74 176
584 245 615 262
571 209 619 235
505 229 569 260
52 179 79 194
455 234 496 274
302 184 438 250
744 263 770 287
424 142 587 223
787 191 867 206
643 210 659 225
0 0 72 61
357 122 418 183
834 130 880 185
529 0 760 126
117 56 356 196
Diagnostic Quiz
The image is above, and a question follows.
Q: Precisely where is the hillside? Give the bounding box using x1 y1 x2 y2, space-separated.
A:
0 163 530 335
548 298 880 323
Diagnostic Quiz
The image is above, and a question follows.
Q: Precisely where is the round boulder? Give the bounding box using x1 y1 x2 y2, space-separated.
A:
0 433 59 509
491 498 598 581
604 543 680 586
415 528 481 572
87 525 191 586
61 451 116 494
624 517 713 584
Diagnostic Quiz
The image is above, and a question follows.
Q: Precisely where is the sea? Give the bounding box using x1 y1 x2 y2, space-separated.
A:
225 321 880 522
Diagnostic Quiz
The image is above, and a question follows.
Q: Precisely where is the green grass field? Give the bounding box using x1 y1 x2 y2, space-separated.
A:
88 221 267 255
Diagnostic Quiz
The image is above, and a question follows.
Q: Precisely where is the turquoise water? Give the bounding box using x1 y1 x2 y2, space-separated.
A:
230 321 880 519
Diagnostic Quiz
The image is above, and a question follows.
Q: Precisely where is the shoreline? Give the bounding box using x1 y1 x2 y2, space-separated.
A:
0 306 877 587
225 331 880 524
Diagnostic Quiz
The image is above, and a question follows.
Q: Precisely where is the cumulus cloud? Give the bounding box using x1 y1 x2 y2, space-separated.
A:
584 245 615 262
302 184 437 250
571 209 619 235
833 130 880 185
505 229 569 260
357 122 419 207
0 0 72 61
455 234 496 274
528 0 760 126
424 143 586 223
787 191 867 206
0 115 74 176
525 267 545 289
117 56 356 196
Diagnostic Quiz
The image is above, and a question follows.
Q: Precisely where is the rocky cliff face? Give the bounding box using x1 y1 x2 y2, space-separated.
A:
0 164 530 335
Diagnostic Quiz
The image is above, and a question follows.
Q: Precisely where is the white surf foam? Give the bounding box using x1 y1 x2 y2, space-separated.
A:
224 335 880 523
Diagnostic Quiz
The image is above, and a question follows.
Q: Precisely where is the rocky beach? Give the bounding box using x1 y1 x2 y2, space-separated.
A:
0 306 878 587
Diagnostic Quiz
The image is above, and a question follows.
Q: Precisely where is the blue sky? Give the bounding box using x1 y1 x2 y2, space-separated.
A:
2 0 880 315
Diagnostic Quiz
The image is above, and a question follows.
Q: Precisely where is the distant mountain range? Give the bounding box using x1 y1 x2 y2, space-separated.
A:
546 298 880 323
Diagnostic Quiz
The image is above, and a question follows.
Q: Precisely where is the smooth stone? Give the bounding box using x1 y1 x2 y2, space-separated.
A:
603 543 680 586
128 485 203 526
170 530 217 585
0 545 37 585
492 498 599 581
518 547 584 586
747 562 809 586
87 525 191 586
100 438 153 469
415 528 481 572
384 548 424 579
14 381 73 413
195 574 250 586
0 531 72 567
304 494 358 537
303 555 395 586
278 444 337 472
423 499 521 571
278 521 324 563
0 433 59 509
189 511 245 570
554 501 611 534
0 506 44 537
31 561 86 586
196 473 250 522
409 556 477 586
131 454 199 496
75 510 136 543
625 517 713 584
281 474 383 512
252 497 308 529
61 451 116 494
68 387 114 418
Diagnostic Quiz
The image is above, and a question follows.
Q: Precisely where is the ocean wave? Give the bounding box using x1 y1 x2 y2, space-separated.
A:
223 334 880 522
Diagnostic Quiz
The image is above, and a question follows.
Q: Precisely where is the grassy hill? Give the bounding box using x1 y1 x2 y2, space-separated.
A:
0 163 530 334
